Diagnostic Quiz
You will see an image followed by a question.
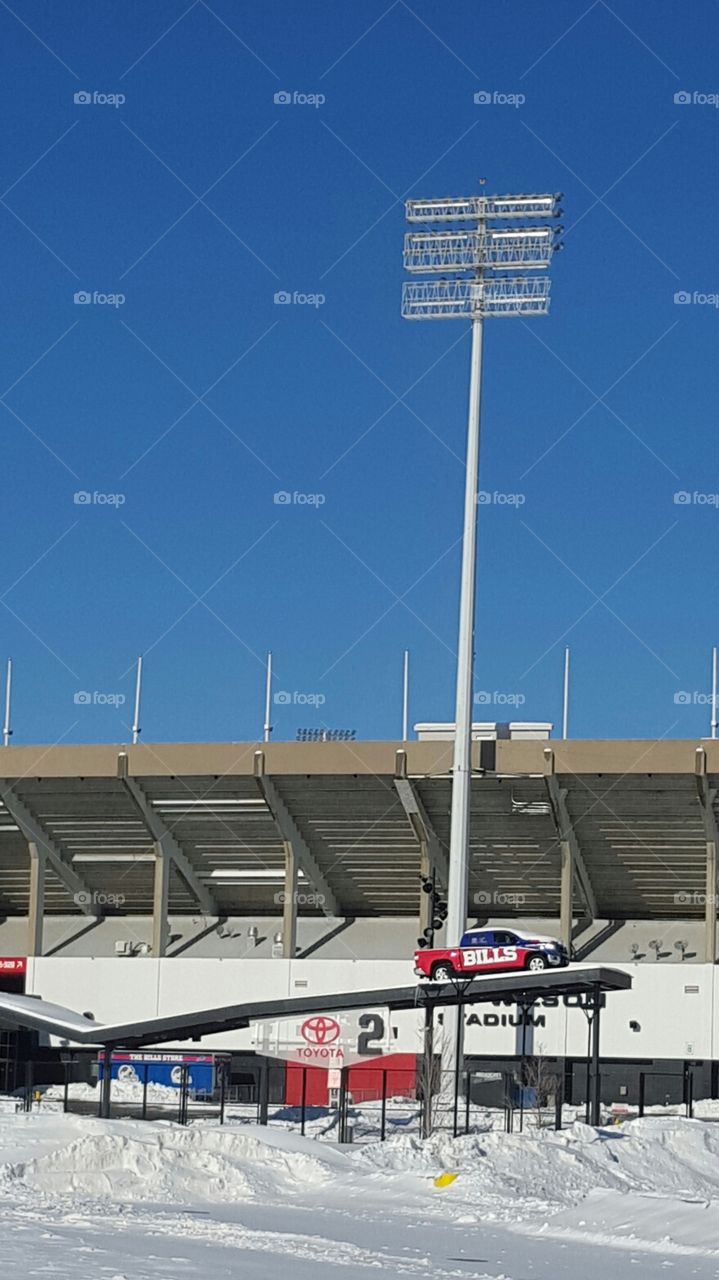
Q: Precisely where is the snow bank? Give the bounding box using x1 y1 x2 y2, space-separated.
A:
0 1116 352 1204
543 1187 719 1256
355 1116 719 1221
43 1080 180 1103
3 1110 719 1257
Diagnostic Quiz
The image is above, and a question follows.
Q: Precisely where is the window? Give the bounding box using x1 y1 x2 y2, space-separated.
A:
464 931 494 947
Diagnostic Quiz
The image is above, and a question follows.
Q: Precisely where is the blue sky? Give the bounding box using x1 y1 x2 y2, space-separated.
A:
1 0 718 745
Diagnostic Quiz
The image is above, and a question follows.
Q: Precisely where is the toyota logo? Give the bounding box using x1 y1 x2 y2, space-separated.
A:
301 1016 341 1046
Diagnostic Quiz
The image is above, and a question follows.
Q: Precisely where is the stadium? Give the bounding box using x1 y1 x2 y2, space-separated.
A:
1 725 718 1111
5 0 719 1272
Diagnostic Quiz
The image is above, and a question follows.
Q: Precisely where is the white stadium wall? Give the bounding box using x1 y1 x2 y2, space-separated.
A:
23 956 719 1062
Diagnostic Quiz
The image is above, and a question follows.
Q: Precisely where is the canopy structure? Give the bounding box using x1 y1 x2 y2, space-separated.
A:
0 965 631 1127
0 964 630 1048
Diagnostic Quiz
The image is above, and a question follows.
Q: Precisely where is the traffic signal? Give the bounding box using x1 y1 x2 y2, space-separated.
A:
418 872 446 949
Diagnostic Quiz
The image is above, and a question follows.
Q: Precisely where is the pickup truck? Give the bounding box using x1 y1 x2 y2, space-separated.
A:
414 927 570 982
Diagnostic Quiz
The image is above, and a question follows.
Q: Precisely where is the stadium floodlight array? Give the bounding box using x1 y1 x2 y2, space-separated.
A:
405 193 561 222
402 276 551 319
402 190 562 1076
402 191 562 321
403 227 557 274
296 728 357 742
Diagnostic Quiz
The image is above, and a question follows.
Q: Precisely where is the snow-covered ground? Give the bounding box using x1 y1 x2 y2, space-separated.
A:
2 1108 719 1278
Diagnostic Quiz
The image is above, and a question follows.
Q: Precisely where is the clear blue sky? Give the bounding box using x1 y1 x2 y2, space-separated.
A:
1 0 718 745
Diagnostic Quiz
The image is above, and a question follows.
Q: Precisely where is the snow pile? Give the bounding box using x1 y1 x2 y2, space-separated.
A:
0 1117 351 1203
356 1116 719 1219
43 1079 181 1103
547 1186 719 1256
4 1111 719 1258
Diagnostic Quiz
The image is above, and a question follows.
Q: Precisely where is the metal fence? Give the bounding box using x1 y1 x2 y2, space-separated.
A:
11 1059 570 1140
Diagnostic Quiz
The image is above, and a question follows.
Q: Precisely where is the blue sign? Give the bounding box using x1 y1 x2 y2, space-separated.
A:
98 1052 228 1098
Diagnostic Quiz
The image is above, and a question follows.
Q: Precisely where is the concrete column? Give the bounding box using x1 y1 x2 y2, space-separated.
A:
706 837 717 964
27 842 46 957
694 753 718 964
152 840 170 958
559 838 573 951
282 839 298 958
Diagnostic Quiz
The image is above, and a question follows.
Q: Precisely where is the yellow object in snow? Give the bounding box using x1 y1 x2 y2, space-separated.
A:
433 1172 458 1188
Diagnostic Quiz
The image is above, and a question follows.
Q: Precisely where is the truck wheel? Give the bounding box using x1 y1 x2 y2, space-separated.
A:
431 962 455 983
525 954 547 972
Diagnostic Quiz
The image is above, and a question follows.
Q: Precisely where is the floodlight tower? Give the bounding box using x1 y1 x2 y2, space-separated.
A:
402 192 563 953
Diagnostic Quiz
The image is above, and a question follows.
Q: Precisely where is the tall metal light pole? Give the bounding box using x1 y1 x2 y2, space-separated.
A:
706 650 711 742
131 656 143 745
402 649 410 741
263 651 273 743
562 646 571 740
3 659 12 747
402 192 563 950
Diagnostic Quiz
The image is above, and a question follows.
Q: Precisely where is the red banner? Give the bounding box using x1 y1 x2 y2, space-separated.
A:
0 957 26 974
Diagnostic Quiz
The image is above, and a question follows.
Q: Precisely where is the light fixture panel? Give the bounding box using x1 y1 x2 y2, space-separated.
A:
402 277 551 319
406 193 560 223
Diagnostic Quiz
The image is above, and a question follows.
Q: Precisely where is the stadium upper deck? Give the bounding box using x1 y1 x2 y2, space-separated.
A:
0 736 717 961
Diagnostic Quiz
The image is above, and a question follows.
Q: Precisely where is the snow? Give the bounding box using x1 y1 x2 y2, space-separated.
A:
0 1115 349 1202
43 1079 182 1103
359 1116 719 1217
2 1109 719 1278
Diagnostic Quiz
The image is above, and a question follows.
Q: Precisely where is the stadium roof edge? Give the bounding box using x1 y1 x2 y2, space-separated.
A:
0 738 716 778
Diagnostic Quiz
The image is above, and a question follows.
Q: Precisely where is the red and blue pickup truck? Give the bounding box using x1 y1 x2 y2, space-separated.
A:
414 927 571 983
